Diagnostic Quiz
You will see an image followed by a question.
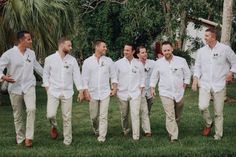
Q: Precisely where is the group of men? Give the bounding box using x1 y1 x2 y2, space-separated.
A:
0 28 235 147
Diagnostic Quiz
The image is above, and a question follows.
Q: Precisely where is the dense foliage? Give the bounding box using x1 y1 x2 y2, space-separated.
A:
0 0 235 62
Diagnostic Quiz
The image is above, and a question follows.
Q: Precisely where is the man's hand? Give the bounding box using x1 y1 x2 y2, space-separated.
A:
77 90 84 102
150 87 156 97
45 86 49 92
110 88 117 96
183 83 187 89
2 74 15 83
192 78 198 92
225 71 233 83
140 87 144 95
84 89 91 101
110 83 118 96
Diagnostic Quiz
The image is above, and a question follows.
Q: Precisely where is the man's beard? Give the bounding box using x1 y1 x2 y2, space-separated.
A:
63 49 70 54
164 53 172 60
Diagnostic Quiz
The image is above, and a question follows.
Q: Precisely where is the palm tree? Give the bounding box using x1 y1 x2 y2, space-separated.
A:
0 0 76 61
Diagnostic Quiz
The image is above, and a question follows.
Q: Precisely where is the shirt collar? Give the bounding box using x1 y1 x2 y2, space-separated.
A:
163 55 175 63
92 54 105 62
206 41 219 50
14 46 30 56
123 57 134 64
56 51 70 60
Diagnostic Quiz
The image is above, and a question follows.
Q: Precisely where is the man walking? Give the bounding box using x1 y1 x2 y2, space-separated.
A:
192 28 236 140
115 43 145 140
136 46 154 137
0 30 43 147
43 37 83 145
150 41 191 142
82 39 117 142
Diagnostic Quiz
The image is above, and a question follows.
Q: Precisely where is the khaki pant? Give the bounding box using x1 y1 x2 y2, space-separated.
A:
9 86 36 144
160 96 184 140
119 96 141 140
89 96 110 141
140 97 151 133
47 93 73 145
199 88 225 139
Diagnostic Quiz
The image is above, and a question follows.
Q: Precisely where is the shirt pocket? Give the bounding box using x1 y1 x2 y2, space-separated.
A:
213 53 225 65
131 65 139 75
171 67 183 77
24 55 34 66
64 63 73 74
100 63 109 73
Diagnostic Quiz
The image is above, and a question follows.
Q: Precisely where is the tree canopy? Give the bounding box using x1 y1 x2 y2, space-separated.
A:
0 0 235 61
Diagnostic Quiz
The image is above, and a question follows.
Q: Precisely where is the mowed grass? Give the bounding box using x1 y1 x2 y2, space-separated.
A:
0 83 236 157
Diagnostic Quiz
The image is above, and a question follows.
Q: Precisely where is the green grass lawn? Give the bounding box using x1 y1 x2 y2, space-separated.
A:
0 83 236 157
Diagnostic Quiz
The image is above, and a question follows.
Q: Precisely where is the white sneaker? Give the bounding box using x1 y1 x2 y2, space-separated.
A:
214 135 221 140
97 136 106 142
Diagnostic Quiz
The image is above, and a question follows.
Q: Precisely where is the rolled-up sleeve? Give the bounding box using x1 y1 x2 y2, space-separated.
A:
226 46 236 73
42 57 50 87
193 50 201 79
73 59 83 90
183 59 191 84
82 60 89 89
149 63 159 88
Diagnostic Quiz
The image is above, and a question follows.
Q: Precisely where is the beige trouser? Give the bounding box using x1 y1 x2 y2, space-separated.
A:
89 96 110 141
9 86 36 144
140 97 151 133
160 96 184 140
47 93 73 145
119 96 141 140
199 88 225 139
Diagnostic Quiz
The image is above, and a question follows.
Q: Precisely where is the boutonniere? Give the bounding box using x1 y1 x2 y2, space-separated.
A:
145 67 150 72
101 61 105 67
26 55 31 62
132 68 137 73
171 68 178 72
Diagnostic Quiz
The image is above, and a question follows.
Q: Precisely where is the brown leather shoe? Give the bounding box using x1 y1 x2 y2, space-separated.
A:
202 124 212 136
95 132 99 137
51 127 58 139
144 133 152 137
24 139 33 147
170 139 178 143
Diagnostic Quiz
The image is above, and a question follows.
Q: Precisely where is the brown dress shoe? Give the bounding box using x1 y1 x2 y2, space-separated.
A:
25 139 33 147
202 123 213 136
170 139 178 143
202 127 211 136
51 127 58 139
144 133 152 137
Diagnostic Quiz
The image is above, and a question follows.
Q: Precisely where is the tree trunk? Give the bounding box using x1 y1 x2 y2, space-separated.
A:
221 0 233 45
162 0 172 38
179 10 187 50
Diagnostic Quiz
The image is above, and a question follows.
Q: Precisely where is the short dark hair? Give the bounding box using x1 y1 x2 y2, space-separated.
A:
17 30 30 41
94 39 106 47
162 41 173 47
125 43 135 51
205 27 218 38
58 37 70 45
136 45 146 54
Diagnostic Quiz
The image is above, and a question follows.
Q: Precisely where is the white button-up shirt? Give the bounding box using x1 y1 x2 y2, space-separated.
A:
0 57 2 82
0 46 43 95
150 56 191 102
82 54 117 100
194 42 236 92
43 52 83 99
141 59 155 98
115 57 145 101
